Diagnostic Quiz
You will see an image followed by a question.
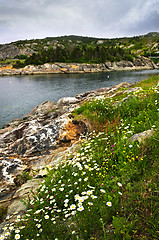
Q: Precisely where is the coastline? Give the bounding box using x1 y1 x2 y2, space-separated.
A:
0 56 158 76
0 78 158 235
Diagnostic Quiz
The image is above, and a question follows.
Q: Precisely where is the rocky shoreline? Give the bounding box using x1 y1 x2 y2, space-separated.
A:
0 56 158 76
0 81 156 232
0 82 134 221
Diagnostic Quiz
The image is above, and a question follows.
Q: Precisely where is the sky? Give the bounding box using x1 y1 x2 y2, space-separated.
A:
0 0 159 44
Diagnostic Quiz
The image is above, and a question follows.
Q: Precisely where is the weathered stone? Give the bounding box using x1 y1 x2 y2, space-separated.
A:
0 44 34 60
57 97 80 107
46 110 59 119
130 130 155 143
0 126 13 135
9 122 59 155
107 82 132 95
23 100 56 119
7 179 43 216
0 157 28 191
76 90 93 99
2 119 23 129
13 167 31 186
0 123 28 146
0 184 16 201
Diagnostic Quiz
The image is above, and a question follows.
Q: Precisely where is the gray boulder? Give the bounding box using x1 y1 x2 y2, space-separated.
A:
57 97 79 107
130 130 155 143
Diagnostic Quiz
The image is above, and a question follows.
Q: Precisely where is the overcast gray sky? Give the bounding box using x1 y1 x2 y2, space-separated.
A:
0 0 159 44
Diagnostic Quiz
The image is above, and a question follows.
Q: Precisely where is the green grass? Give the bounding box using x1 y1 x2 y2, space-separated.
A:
73 79 159 133
1 76 159 240
108 130 159 240
133 75 159 90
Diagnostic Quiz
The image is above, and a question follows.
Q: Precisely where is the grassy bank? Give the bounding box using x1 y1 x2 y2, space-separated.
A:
1 76 159 240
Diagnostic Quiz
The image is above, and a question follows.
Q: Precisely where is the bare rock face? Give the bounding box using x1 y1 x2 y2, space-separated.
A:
7 178 43 216
0 92 88 195
0 89 99 157
0 116 60 156
0 45 20 59
0 157 26 185
0 44 34 60
8 122 59 155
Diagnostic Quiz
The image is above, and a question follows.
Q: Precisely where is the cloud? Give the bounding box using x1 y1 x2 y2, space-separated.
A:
114 0 159 35
0 0 159 43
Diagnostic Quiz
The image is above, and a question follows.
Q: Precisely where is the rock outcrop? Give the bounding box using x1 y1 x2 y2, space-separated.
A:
0 82 130 195
0 44 34 60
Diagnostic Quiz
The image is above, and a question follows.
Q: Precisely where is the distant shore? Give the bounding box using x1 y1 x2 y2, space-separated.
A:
0 57 158 76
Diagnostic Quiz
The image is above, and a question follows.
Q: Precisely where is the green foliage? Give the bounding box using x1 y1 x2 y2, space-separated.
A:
22 44 133 66
73 82 159 134
13 60 26 68
111 216 134 239
110 131 159 239
116 92 159 133
133 75 159 90
2 33 159 66
124 54 134 62
2 78 159 240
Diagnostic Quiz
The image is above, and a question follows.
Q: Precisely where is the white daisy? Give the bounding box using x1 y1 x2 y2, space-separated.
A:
106 201 112 207
70 204 76 210
15 234 20 239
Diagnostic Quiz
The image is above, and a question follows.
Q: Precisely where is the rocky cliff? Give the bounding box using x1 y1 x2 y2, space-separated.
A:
0 56 157 76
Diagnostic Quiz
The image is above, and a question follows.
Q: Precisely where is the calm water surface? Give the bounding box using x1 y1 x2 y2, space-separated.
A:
0 69 159 128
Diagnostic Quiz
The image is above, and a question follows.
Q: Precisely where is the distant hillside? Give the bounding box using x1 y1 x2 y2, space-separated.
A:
144 32 159 37
0 32 159 67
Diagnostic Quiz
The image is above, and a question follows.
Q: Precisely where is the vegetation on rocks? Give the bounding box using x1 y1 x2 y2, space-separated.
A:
0 32 159 68
0 76 159 239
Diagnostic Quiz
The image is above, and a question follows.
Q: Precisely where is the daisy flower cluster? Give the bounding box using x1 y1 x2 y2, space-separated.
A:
1 130 123 240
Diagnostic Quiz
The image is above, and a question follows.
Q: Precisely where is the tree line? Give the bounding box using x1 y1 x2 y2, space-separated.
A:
14 45 134 68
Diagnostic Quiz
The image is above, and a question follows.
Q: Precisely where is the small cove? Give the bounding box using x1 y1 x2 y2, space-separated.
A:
0 69 159 128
